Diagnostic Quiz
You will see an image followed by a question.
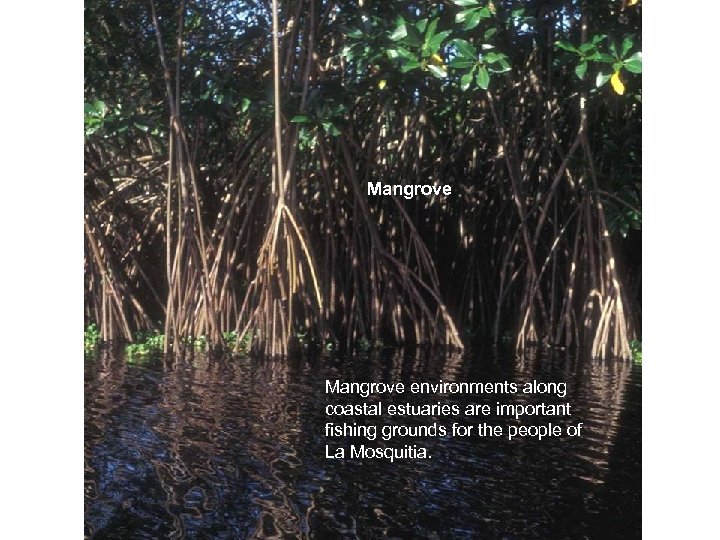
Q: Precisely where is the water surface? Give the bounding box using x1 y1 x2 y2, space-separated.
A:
85 349 641 538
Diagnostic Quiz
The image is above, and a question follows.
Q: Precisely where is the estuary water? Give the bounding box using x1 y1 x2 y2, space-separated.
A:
85 349 641 539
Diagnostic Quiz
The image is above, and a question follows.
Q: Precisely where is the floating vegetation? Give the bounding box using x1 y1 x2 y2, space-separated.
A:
125 331 165 357
84 323 100 351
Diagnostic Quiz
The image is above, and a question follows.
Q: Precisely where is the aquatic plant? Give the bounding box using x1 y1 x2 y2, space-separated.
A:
126 331 165 357
84 323 100 350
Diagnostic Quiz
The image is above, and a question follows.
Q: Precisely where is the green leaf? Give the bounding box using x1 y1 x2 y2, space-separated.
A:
453 38 477 59
484 27 498 40
596 72 611 87
621 36 634 58
451 0 480 6
460 68 475 91
290 114 312 123
598 53 616 64
450 57 476 69
455 9 472 23
425 18 438 41
624 52 642 73
578 42 596 55
609 41 618 58
424 30 451 55
476 66 490 89
457 7 490 29
390 24 407 41
427 64 448 78
340 45 354 60
393 47 416 61
555 40 578 53
322 121 340 136
463 10 483 30
495 57 511 73
484 52 504 64
92 100 106 115
241 97 251 113
575 61 587 79
400 59 422 72
404 25 423 47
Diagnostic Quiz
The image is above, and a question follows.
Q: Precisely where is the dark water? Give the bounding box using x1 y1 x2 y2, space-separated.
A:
85 349 641 539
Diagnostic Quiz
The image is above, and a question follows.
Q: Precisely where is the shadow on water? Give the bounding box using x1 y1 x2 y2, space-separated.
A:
84 347 641 539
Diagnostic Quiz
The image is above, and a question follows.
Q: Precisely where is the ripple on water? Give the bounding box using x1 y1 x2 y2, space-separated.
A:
85 349 641 539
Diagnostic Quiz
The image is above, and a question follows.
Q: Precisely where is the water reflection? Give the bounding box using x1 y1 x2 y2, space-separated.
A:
85 348 640 538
